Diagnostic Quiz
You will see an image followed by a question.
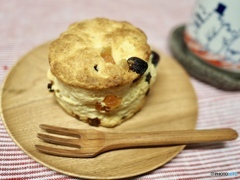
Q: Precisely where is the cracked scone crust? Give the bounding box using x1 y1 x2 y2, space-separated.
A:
49 18 151 89
47 18 160 127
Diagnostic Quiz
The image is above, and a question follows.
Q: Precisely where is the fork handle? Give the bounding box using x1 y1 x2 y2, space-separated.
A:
104 128 238 150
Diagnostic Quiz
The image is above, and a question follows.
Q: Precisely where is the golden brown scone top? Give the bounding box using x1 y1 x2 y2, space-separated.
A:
49 18 151 89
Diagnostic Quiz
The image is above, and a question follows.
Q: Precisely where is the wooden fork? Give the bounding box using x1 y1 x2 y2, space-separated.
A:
35 124 238 158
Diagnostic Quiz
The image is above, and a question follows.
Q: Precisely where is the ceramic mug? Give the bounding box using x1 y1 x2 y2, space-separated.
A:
184 0 240 73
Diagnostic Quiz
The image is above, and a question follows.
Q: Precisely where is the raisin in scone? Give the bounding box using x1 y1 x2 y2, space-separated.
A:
47 18 160 127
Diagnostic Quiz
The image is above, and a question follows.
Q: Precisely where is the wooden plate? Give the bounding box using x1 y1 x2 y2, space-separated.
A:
0 42 198 179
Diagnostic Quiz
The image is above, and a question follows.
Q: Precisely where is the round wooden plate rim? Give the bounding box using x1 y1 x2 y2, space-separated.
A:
0 42 197 179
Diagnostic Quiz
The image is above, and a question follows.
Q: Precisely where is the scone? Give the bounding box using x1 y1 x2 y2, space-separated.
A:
47 18 160 127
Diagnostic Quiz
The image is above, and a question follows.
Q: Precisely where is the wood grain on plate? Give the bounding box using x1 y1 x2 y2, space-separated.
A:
0 42 198 179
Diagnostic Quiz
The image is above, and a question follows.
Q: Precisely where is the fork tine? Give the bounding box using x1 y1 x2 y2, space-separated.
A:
35 145 94 158
37 133 80 148
40 124 79 137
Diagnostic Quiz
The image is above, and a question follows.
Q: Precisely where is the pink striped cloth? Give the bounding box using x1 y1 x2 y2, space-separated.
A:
1 0 239 179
